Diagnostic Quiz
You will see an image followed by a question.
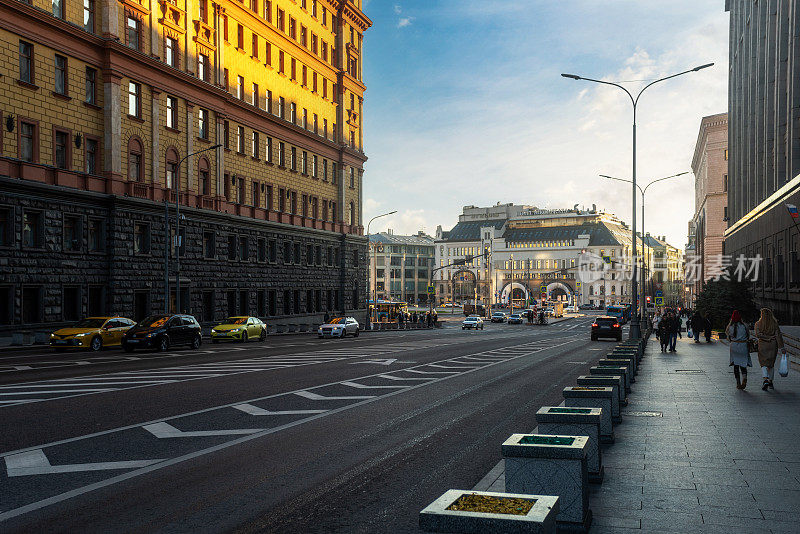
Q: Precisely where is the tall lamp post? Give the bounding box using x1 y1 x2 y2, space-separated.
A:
562 63 713 338
600 171 688 323
165 143 221 314
365 210 397 329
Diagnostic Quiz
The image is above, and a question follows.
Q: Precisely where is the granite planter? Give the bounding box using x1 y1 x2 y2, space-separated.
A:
597 359 634 383
576 375 625 409
419 489 559 534
601 355 636 378
502 434 591 532
608 348 640 365
562 387 614 443
590 365 629 393
535 407 603 483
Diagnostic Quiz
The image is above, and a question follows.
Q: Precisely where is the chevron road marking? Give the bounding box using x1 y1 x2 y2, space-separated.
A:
340 381 407 389
375 374 434 381
143 422 264 438
231 403 328 416
5 449 163 477
294 390 375 401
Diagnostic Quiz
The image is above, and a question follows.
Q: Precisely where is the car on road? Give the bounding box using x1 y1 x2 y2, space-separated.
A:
591 316 623 341
507 313 524 324
318 317 360 338
462 316 484 330
490 312 508 323
122 314 202 352
49 316 136 352
211 316 267 343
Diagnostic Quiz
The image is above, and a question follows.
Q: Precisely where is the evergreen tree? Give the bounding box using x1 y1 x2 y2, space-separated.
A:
695 271 757 330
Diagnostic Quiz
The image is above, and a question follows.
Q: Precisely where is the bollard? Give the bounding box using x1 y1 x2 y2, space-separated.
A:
502 434 591 532
562 387 615 443
598 357 635 381
535 407 604 483
577 375 625 410
590 364 630 393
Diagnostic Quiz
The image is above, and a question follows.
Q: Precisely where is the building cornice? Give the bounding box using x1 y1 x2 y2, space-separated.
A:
724 172 800 237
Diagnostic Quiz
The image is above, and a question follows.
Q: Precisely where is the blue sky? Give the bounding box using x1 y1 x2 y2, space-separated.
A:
361 1 729 248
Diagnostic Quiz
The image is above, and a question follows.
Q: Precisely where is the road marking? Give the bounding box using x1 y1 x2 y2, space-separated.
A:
4 449 163 477
143 422 264 438
294 390 376 401
231 403 327 416
401 369 459 374
376 374 433 381
348 358 399 365
340 381 407 389
426 364 478 369
566 361 588 364
0 389 112 395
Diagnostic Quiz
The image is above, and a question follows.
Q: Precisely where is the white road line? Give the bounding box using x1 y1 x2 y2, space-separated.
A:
0 389 112 395
143 422 264 438
426 364 479 369
376 374 434 381
339 381 407 389
4 449 164 477
231 403 327 416
294 390 375 401
401 369 459 374
0 381 174 388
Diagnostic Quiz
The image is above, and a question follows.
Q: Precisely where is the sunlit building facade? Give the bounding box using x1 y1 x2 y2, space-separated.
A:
0 0 370 331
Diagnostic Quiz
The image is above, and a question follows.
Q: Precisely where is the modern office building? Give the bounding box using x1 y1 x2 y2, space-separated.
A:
689 113 728 299
725 1 800 323
0 0 370 333
368 230 435 304
434 203 659 309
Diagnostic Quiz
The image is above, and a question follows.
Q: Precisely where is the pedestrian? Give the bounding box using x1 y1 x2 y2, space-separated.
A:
657 314 670 352
691 310 704 343
726 310 752 390
754 308 786 391
667 311 681 352
653 312 662 340
324 310 331 324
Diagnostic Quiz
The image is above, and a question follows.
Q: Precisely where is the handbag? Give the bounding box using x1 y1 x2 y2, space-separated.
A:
687 328 693 338
747 338 758 353
778 352 789 377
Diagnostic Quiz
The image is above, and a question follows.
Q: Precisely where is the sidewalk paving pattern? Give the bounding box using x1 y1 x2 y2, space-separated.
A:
474 334 800 533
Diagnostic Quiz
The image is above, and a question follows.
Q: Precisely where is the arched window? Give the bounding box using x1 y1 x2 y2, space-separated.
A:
128 137 143 182
198 157 210 196
165 148 179 189
348 202 355 226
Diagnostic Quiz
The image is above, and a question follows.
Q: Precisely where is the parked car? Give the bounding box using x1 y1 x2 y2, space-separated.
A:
462 316 484 330
507 313 524 324
578 304 594 310
122 314 202 352
591 316 622 341
50 316 136 352
490 312 508 323
318 317 360 338
211 316 267 343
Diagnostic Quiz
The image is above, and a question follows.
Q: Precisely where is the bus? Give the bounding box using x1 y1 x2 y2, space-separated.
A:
606 305 629 324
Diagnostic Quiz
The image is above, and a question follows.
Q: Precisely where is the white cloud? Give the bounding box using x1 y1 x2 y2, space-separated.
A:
393 4 402 15
397 17 413 28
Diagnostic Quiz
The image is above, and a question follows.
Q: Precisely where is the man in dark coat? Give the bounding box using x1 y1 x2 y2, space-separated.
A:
691 311 704 343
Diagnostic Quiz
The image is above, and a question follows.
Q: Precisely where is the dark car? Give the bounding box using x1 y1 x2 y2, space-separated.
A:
591 316 622 341
122 314 202 352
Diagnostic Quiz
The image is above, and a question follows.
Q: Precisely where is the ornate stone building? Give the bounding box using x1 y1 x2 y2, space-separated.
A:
368 230 434 305
0 0 370 331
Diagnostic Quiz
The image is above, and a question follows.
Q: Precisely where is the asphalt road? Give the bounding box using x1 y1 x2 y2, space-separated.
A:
0 315 619 533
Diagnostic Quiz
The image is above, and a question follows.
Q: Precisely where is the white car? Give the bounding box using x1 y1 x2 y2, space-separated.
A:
318 317 360 338
490 312 508 323
462 316 484 330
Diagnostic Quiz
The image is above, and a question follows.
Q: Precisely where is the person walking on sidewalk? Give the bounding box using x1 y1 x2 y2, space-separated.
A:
653 312 662 341
754 308 786 391
657 314 670 352
667 311 681 352
691 310 705 343
726 310 752 390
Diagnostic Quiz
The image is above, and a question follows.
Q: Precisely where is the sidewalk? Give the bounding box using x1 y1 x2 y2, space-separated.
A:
473 334 800 533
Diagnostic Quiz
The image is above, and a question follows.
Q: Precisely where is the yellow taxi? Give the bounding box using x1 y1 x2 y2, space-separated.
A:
210 316 267 343
50 317 136 352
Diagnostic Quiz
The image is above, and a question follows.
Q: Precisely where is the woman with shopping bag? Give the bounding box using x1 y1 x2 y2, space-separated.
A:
726 310 752 390
754 308 787 390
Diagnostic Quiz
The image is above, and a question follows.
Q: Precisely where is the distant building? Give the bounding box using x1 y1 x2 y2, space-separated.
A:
368 231 435 304
643 234 685 307
725 1 800 323
689 113 728 299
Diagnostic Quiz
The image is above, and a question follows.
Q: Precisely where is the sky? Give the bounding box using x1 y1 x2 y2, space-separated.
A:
360 0 729 249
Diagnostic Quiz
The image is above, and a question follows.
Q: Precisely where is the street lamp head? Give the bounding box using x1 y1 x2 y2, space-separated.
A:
561 73 581 80
692 63 714 71
388 210 398 215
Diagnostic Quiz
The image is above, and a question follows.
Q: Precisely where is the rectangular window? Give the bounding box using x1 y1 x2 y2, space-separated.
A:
279 50 285 74
165 37 178 68
63 215 81 252
19 41 33 84
199 0 208 23
237 24 244 49
291 58 296 80
85 138 98 174
291 147 297 170
278 96 285 118
237 126 245 154
203 231 215 258
290 102 296 123
84 0 95 32
202 290 214 322
228 234 237 260
22 211 42 248
22 286 42 324
128 81 141 117
312 156 317 178
266 184 274 211
126 16 140 50
53 0 64 19
133 223 150 254
227 290 236 316
198 54 209 82
129 152 141 181
239 236 249 261
301 26 307 47
224 68 229 91
723 174 728 192
252 131 259 158
200 168 209 195
257 237 266 262
54 130 69 169
54 54 67 95
313 113 318 133
302 195 309 217
198 108 208 139
301 151 307 174
283 240 291 263
264 0 271 22
223 120 229 149
237 75 244 99
290 192 297 215
265 41 272 66
266 136 272 162
265 89 272 113
278 142 285 167
323 118 328 138
166 96 177 129
88 218 104 252
277 9 285 32
85 67 97 104
252 33 259 58
322 159 328 181
268 239 277 262
303 108 308 128
289 17 296 39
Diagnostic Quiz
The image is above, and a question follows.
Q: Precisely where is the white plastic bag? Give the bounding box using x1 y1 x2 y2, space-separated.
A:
778 353 789 377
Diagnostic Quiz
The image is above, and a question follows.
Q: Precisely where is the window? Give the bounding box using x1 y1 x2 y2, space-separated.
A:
269 239 277 262
223 120 229 149
88 218 104 252
291 58 297 80
199 0 208 23
278 96 285 118
264 0 271 22
258 238 266 262
265 89 272 112
312 155 317 178
126 15 140 50
313 113 318 133
203 231 215 258
63 215 82 251
252 82 259 107
198 53 209 82
237 126 245 154
22 286 42 324
237 24 244 49
53 0 64 18
0 208 11 248
252 131 260 158
237 75 244 99
349 167 355 188
290 102 296 123
224 68 229 91
311 196 318 219
266 184 273 210
166 96 178 129
227 290 236 315
301 26 307 47
283 240 291 263
266 136 272 163
289 17 296 39
283 289 290 314
279 50 285 73
278 142 285 167
202 290 214 321
265 41 272 66
228 234 237 260
322 41 327 62
198 157 210 195
134 223 150 254
724 149 728 161
302 194 308 217
252 33 258 58
323 118 328 138
54 55 67 95
301 151 307 174
303 107 308 128
128 138 143 181
322 78 327 99
22 211 42 248
128 81 141 117
198 108 209 140
19 41 33 84
84 0 95 32
54 130 69 169
85 67 97 104
294 242 300 264
290 147 297 170
331 162 337 184
723 174 728 192
239 236 249 261
165 148 179 189
277 9 285 32
724 206 729 220
165 37 178 68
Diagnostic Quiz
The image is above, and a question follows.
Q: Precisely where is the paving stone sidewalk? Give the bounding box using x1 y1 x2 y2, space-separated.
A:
473 333 800 533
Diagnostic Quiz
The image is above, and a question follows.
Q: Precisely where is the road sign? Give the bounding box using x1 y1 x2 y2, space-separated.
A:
655 296 663 306
655 289 663 297
427 285 435 295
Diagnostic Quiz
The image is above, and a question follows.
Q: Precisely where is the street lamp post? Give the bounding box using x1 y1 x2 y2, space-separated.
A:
165 144 221 315
600 171 688 324
562 63 713 339
365 210 397 329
